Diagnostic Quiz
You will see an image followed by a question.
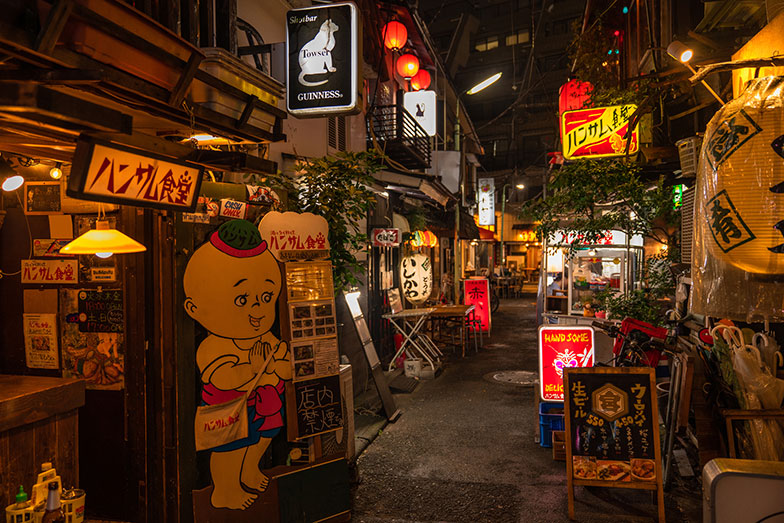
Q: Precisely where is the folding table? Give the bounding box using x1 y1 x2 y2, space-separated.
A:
383 307 441 371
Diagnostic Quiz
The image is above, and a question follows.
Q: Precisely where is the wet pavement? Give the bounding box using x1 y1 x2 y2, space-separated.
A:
350 298 702 522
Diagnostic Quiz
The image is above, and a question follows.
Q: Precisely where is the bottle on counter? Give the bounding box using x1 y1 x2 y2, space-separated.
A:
4 485 33 522
41 483 64 523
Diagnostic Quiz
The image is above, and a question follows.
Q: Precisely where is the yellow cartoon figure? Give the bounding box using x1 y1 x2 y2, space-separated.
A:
183 220 291 510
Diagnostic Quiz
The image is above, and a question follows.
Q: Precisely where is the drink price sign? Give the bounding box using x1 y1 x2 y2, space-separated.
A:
538 326 594 401
563 367 664 522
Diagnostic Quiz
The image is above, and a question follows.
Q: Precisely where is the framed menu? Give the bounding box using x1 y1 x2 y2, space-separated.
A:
563 367 664 522
24 181 62 214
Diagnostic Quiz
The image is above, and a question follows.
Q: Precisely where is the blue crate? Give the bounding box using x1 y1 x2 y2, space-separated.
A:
539 402 565 448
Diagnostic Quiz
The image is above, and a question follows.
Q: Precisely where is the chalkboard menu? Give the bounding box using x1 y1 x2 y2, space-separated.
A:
563 367 664 522
287 374 343 440
77 289 124 332
24 181 62 214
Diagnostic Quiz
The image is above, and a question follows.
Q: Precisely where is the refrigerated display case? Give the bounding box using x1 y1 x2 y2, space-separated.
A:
567 249 630 315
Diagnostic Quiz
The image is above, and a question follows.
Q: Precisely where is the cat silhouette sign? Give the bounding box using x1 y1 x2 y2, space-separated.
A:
286 2 360 117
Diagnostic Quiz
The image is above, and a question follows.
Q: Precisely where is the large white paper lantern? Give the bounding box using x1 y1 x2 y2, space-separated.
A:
400 254 432 305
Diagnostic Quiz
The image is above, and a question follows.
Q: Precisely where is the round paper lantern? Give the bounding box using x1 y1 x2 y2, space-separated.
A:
383 21 407 50
558 79 593 115
396 53 420 79
696 76 784 274
410 69 431 91
400 253 432 305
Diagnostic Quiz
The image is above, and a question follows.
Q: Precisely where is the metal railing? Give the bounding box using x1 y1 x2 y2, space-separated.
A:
367 99 431 169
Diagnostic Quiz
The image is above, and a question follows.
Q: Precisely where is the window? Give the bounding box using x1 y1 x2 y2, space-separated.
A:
328 116 346 151
505 30 530 46
474 36 498 52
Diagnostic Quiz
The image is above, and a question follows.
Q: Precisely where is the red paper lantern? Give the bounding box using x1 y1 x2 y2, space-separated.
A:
396 53 420 79
383 21 407 50
410 69 431 91
558 79 593 115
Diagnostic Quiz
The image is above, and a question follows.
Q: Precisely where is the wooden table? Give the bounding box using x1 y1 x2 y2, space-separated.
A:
0 375 85 507
430 304 476 357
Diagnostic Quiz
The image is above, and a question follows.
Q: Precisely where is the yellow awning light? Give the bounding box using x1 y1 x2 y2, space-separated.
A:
60 220 146 256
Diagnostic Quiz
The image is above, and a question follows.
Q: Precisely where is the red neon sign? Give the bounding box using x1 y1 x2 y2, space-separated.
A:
538 326 594 401
464 278 491 332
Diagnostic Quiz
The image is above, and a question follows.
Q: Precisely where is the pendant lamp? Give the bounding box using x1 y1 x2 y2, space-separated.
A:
396 53 420 79
382 21 407 51
410 69 431 91
60 209 146 258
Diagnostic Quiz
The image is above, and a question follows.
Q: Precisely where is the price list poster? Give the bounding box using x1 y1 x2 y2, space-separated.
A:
563 367 664 523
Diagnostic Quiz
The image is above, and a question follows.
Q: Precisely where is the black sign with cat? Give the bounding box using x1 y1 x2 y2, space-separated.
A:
286 3 359 116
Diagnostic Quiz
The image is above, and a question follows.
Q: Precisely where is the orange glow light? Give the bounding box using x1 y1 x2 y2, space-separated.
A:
396 53 420 79
410 69 431 91
383 21 407 50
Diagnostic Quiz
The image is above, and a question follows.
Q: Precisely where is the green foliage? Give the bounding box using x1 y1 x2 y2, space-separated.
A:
291 151 382 293
521 159 679 258
593 289 662 325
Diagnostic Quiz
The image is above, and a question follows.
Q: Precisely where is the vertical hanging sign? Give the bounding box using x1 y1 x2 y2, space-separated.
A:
286 2 360 117
478 178 495 226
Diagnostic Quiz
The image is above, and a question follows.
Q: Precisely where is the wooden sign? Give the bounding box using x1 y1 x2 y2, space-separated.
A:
538 326 594 402
76 289 124 333
68 138 203 212
286 374 343 440
22 259 78 284
23 182 62 214
564 367 664 522
258 211 330 261
371 228 401 247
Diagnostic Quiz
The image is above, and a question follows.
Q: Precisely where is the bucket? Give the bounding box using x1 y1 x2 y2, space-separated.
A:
61 489 85 523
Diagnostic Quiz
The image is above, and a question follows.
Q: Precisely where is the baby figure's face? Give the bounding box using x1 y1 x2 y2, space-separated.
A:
184 242 281 340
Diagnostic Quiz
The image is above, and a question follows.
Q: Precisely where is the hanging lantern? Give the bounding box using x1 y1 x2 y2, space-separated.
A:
410 69 431 91
383 21 407 50
400 253 432 305
558 79 593 115
695 76 784 275
396 53 420 79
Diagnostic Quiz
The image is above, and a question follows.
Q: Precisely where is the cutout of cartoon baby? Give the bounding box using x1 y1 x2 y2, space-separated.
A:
183 220 291 510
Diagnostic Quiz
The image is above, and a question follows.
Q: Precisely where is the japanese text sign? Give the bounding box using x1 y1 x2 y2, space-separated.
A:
561 104 639 160
564 367 660 487
288 374 344 439
400 254 432 305
371 228 401 247
68 139 203 212
463 278 491 332
478 178 495 226
258 211 330 261
76 290 124 333
22 259 78 284
23 313 59 370
538 326 594 401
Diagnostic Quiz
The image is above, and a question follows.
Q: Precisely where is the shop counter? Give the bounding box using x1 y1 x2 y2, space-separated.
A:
0 375 85 507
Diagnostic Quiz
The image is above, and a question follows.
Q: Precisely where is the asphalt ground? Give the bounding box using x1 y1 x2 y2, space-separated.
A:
350 297 702 522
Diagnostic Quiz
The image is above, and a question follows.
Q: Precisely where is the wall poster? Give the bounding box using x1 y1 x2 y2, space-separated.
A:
23 313 59 369
291 337 339 381
60 289 124 390
563 367 664 522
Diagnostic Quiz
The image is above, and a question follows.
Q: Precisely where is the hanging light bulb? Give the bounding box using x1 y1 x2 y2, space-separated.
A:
60 219 146 255
382 21 407 50
396 53 420 79
0 157 22 191
410 69 431 91
49 162 63 180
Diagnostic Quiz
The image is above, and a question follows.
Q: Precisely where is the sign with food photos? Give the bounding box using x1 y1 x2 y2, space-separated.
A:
563 367 664 522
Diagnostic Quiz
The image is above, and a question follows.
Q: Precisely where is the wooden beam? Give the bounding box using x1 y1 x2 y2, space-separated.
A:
168 52 203 106
0 68 104 84
690 56 784 83
34 0 74 55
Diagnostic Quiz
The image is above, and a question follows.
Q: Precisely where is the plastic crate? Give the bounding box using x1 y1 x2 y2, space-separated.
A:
539 402 565 448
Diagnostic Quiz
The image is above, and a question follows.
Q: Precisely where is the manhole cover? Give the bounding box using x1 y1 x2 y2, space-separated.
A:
484 343 511 350
488 370 539 386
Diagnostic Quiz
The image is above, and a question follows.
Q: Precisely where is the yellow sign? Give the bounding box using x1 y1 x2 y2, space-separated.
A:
561 104 639 159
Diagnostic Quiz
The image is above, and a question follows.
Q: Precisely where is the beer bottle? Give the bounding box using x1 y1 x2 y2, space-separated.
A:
42 482 65 523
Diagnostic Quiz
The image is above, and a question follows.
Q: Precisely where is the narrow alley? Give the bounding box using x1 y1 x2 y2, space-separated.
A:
350 298 701 522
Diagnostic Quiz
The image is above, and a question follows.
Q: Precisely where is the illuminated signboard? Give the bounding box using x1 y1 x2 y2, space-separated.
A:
478 177 495 226
464 278 491 332
286 2 360 117
371 228 401 247
549 230 644 247
68 138 203 212
561 104 638 159
538 325 594 402
403 90 437 136
672 184 685 209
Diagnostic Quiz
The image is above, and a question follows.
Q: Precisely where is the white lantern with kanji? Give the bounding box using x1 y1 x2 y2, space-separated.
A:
400 254 432 305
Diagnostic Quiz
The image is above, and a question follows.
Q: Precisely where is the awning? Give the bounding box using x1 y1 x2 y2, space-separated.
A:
374 169 455 207
478 226 495 240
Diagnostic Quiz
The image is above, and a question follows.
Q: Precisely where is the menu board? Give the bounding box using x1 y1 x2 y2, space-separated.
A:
285 261 334 301
563 367 664 522
24 181 62 214
291 337 339 382
289 300 337 340
287 375 343 439
538 326 594 401
77 289 124 333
